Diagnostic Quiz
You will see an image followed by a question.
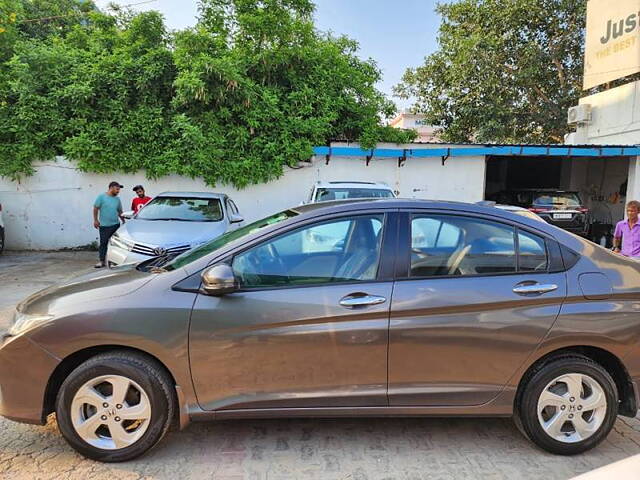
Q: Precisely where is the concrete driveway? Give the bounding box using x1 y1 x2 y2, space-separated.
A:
1 251 640 480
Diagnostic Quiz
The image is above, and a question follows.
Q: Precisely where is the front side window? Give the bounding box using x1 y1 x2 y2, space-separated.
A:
410 215 516 277
233 215 384 288
163 209 299 271
136 197 223 222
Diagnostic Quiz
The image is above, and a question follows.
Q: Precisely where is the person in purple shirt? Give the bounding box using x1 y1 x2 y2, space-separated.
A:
613 200 640 258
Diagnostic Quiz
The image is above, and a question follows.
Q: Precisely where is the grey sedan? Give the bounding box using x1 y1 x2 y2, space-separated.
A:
1 199 640 462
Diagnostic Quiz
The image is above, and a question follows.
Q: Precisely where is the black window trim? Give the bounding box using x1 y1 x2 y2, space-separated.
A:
399 209 561 282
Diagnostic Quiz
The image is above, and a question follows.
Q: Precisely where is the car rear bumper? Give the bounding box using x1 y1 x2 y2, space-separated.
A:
0 335 59 425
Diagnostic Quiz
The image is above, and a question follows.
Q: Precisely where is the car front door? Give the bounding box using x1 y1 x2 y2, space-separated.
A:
388 211 567 406
190 212 396 411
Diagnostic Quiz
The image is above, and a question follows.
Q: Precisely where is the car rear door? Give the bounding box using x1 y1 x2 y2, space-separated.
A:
388 211 568 406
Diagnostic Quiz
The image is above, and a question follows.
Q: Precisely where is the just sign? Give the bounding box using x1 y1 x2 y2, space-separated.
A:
584 0 640 90
600 13 640 44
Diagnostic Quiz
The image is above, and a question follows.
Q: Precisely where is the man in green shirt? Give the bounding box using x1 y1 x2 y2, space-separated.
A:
93 181 124 268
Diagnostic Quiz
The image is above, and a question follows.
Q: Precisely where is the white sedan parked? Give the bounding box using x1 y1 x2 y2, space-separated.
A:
106 192 243 266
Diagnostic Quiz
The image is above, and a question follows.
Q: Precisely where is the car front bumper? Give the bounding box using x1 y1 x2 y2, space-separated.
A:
106 244 152 267
0 335 60 425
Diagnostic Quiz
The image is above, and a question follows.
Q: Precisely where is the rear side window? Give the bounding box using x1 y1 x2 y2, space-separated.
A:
518 230 548 271
409 215 550 277
410 215 516 277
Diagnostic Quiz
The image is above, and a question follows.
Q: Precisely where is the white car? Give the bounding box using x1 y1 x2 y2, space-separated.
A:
304 181 396 204
106 192 243 266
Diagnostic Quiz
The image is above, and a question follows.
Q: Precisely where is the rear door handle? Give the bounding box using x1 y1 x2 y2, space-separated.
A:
513 283 558 295
339 294 387 308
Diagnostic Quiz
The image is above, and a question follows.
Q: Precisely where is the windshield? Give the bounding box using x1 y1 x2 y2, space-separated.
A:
315 188 394 202
533 192 581 207
162 209 300 271
136 197 223 222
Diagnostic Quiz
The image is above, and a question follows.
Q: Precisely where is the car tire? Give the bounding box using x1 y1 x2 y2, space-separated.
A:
55 351 175 462
517 355 618 455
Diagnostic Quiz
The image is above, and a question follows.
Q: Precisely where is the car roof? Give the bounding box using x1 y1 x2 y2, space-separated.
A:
155 191 227 199
314 181 392 190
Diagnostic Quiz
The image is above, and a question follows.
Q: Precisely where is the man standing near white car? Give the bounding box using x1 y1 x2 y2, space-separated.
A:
93 181 124 268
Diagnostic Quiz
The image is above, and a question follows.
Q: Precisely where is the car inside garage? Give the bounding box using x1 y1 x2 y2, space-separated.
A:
485 153 630 246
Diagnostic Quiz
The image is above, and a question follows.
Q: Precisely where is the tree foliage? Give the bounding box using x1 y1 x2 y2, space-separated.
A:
395 0 585 144
0 0 415 187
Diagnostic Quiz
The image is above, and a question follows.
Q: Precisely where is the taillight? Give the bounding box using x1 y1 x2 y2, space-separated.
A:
578 207 589 214
528 207 549 213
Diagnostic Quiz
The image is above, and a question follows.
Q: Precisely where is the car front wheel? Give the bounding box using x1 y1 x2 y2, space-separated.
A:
55 351 174 462
516 355 618 455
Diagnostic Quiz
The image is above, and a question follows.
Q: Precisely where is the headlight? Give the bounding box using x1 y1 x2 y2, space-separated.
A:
109 233 134 251
8 311 55 336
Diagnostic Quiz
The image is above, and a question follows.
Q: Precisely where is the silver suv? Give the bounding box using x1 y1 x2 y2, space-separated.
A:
305 181 396 204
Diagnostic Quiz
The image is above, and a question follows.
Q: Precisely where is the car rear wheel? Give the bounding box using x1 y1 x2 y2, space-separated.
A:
516 355 618 455
55 351 174 462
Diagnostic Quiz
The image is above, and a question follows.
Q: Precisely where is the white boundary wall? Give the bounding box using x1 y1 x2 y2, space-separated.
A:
0 143 486 250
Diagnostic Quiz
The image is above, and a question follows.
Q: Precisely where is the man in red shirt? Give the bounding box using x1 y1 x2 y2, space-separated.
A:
131 185 152 214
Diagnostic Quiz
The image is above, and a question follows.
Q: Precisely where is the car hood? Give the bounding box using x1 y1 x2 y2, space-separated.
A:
17 264 155 316
119 219 227 247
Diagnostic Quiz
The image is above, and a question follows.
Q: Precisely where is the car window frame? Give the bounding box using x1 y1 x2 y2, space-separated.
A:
225 198 239 216
228 211 397 292
396 210 558 281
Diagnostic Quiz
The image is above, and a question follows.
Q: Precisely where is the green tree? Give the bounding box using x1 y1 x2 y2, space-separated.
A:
0 0 415 187
395 0 586 143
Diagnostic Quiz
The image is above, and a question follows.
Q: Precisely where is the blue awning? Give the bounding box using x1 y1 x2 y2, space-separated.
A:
313 145 640 160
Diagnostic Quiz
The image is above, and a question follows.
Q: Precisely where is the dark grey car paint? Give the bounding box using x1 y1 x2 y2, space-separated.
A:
1 199 640 428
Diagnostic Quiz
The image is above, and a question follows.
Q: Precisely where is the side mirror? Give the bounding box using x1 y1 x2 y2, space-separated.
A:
122 210 134 220
229 213 244 224
201 264 237 296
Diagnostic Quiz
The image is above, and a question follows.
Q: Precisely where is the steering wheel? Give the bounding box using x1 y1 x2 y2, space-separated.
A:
266 243 290 284
411 248 431 259
447 245 471 275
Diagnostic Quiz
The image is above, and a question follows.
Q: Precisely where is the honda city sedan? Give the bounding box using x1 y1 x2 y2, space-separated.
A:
2 199 640 462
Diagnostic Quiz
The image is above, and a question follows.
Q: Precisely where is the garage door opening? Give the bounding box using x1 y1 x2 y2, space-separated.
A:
484 156 630 246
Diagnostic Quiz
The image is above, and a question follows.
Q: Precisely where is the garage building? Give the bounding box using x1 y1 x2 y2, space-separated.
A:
315 142 640 246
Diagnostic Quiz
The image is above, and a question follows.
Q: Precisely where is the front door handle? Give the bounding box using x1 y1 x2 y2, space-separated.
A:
513 283 558 295
339 294 387 308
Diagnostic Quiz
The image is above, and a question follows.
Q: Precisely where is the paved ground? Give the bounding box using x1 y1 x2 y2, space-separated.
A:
1 251 640 480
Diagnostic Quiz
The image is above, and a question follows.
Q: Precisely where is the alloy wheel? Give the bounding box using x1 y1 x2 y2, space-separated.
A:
70 374 152 450
537 373 607 443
